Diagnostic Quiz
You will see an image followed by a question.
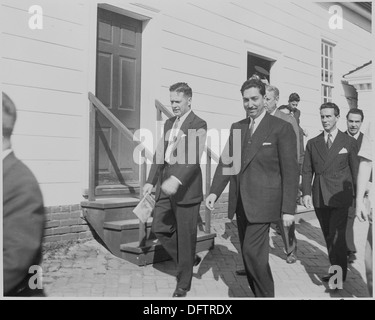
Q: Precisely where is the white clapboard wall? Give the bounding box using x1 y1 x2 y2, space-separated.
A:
2 0 372 206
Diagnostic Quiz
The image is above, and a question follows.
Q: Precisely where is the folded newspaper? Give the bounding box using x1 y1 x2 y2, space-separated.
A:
133 193 155 223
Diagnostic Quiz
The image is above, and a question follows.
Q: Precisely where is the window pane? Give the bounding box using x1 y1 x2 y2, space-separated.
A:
329 59 333 72
325 44 328 57
325 71 328 82
329 72 333 83
329 46 333 58
325 58 328 69
321 42 324 55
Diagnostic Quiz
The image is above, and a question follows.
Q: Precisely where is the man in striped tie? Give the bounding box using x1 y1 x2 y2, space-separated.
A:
301 102 359 288
143 82 207 298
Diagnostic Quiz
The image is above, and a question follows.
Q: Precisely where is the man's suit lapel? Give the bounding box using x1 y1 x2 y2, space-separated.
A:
314 133 328 161
169 111 196 155
3 151 16 174
323 130 345 171
241 112 271 172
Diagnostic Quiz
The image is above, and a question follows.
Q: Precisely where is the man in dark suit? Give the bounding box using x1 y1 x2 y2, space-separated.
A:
143 82 207 298
345 108 364 264
206 78 299 297
3 92 46 297
302 102 359 285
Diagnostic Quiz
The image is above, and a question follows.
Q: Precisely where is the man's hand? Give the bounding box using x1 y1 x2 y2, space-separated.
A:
283 213 295 227
205 194 217 211
355 199 368 222
161 177 180 196
302 195 313 209
143 183 153 197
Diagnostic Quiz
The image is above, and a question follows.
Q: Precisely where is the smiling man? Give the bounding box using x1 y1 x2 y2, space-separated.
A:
206 78 299 297
143 82 207 298
345 108 364 263
302 102 359 287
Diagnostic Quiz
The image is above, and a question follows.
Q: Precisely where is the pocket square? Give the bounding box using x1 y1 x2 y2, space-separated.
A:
263 142 272 146
339 148 348 154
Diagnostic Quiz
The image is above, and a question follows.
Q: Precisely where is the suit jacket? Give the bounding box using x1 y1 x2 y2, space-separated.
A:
147 111 207 205
210 112 299 223
3 152 45 295
302 130 359 208
273 109 300 160
346 131 363 150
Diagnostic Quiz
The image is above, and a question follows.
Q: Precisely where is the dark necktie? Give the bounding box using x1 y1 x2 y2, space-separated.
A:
326 133 332 149
165 117 180 162
242 119 255 168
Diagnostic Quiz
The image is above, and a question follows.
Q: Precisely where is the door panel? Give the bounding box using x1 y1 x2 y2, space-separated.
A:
95 8 142 196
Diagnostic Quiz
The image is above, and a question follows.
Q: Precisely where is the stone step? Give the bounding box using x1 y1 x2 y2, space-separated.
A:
120 230 216 266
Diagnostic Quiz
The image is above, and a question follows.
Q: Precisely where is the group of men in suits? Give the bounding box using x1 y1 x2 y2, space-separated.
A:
145 78 370 298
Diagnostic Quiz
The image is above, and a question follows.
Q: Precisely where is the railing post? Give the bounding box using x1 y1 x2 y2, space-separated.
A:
138 148 147 247
205 151 212 234
88 102 96 201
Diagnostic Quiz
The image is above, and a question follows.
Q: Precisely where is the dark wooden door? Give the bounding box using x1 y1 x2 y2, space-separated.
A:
95 8 142 196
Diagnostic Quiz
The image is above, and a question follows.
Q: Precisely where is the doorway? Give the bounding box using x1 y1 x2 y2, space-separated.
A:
247 52 274 84
95 7 142 196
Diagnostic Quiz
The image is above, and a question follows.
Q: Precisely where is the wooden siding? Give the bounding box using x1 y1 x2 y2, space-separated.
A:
2 0 89 206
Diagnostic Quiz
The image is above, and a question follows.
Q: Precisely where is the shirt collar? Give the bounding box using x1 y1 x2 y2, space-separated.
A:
324 127 338 142
3 149 13 160
251 109 266 130
175 109 192 126
347 130 361 140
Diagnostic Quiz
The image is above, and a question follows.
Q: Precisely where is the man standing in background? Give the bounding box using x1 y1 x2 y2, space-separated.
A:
302 102 358 285
263 85 300 264
345 108 365 264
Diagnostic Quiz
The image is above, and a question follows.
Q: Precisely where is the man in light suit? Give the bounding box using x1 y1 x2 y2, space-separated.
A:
143 82 207 298
206 78 299 297
345 108 364 264
302 102 359 284
3 92 46 297
264 85 300 264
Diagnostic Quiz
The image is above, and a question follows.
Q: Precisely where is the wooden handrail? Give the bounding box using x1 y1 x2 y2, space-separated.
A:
89 92 154 162
155 99 220 163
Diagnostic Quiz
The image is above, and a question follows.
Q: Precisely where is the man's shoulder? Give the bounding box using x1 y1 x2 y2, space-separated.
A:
4 155 40 190
191 111 207 126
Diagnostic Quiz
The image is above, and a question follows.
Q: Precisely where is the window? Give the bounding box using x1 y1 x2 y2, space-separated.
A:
321 41 334 103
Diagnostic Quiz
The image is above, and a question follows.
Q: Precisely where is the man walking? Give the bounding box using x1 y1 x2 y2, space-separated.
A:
345 108 364 263
302 102 359 285
143 82 207 298
264 85 300 264
206 78 299 297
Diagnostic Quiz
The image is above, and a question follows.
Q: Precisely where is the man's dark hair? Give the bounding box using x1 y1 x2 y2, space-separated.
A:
169 82 192 98
2 92 17 138
320 102 340 117
288 93 300 103
240 78 266 96
346 108 364 122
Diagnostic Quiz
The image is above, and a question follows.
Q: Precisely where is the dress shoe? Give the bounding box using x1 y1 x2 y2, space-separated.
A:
172 288 188 298
194 255 202 266
321 274 334 282
286 252 297 264
235 269 247 276
347 252 357 264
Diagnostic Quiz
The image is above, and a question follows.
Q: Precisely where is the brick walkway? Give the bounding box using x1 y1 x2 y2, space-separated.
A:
42 211 371 299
